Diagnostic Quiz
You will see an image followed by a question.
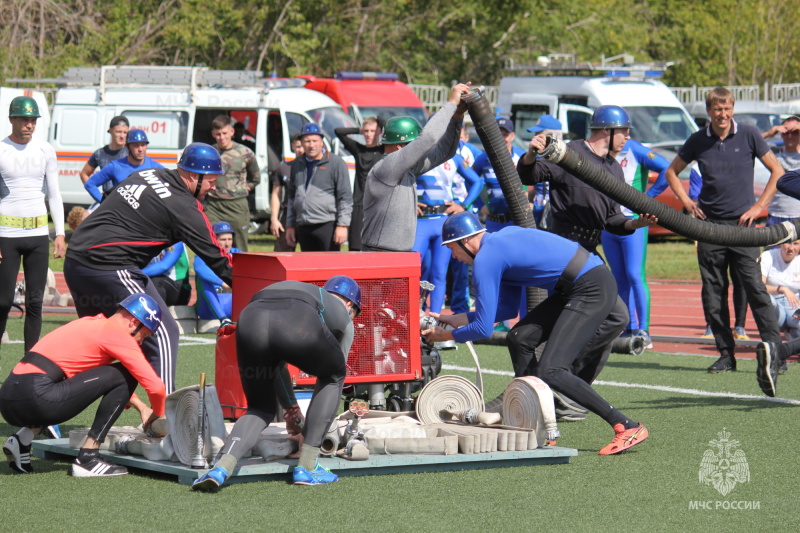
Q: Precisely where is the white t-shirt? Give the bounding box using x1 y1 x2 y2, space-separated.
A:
760 247 800 292
0 137 65 238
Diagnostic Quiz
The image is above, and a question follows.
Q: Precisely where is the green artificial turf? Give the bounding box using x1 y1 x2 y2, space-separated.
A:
1 317 797 532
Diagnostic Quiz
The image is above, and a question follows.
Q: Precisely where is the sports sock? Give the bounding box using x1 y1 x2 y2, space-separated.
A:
216 453 237 473
16 427 34 446
78 448 100 464
298 444 321 471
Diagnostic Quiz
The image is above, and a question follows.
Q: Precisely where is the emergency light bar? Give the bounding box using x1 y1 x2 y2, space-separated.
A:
262 78 307 89
335 72 399 81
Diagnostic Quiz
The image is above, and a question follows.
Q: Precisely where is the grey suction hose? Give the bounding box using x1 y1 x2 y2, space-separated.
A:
538 137 800 247
463 87 546 311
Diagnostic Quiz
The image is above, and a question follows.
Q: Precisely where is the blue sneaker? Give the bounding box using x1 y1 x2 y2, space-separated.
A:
191 466 229 492
293 463 339 485
635 330 653 350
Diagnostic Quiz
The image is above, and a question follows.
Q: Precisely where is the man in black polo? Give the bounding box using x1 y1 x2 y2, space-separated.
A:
665 87 785 373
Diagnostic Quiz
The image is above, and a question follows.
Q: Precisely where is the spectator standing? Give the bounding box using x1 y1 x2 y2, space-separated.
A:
79 116 129 196
602 138 671 348
206 115 260 251
286 123 352 251
270 134 302 252
763 115 800 225
83 129 164 203
0 96 66 353
335 117 384 251
665 87 785 373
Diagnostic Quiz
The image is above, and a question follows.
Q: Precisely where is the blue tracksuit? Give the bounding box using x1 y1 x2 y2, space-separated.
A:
84 156 164 203
414 154 482 314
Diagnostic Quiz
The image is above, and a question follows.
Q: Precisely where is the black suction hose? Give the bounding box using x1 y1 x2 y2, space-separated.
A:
463 87 545 311
538 137 800 247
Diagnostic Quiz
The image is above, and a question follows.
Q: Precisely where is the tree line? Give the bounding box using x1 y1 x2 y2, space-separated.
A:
2 0 799 89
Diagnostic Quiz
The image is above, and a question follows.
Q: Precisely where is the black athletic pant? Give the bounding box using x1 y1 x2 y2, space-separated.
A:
698 219 780 354
220 296 347 461
64 258 179 393
295 221 340 251
0 235 49 351
507 266 629 426
0 361 137 443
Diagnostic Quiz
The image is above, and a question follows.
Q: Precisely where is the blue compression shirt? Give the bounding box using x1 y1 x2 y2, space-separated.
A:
84 156 164 202
452 226 604 342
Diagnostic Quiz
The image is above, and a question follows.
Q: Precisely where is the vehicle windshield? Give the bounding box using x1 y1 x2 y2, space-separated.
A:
626 106 697 145
734 112 782 132
355 106 428 126
306 106 359 139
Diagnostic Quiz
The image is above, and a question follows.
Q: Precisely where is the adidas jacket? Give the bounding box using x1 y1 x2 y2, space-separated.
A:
67 168 233 284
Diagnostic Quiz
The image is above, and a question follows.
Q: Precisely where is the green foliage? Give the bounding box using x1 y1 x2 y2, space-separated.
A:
2 0 800 91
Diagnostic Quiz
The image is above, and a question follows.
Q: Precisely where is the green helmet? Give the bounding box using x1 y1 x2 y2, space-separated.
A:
9 96 40 118
382 116 422 145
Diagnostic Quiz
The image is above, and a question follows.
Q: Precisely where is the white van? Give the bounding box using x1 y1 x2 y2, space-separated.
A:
496 75 698 148
47 66 358 218
0 87 50 142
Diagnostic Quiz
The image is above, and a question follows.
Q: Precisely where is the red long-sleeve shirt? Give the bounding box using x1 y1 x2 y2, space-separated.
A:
12 315 167 416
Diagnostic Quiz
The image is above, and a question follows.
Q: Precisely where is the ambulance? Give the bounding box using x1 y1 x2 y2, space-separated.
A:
496 60 698 149
45 66 359 218
301 72 428 126
0 87 50 142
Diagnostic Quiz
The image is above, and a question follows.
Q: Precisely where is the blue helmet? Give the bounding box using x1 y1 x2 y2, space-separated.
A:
119 293 162 334
126 129 149 144
212 221 235 235
178 142 223 175
590 105 631 129
300 123 323 139
441 212 486 245
324 275 362 317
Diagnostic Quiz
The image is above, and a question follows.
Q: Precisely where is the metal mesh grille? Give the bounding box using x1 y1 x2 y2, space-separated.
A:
293 277 412 380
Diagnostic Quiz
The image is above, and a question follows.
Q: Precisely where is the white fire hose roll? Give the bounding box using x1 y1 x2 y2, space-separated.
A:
165 384 227 466
415 375 484 426
502 376 560 447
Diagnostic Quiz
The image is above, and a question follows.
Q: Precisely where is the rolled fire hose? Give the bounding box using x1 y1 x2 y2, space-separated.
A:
611 335 646 356
463 87 547 312
502 376 560 444
319 420 342 456
165 385 226 466
537 136 800 247
415 375 484 425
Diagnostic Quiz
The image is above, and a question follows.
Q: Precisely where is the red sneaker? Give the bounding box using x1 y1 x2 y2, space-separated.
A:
598 423 649 455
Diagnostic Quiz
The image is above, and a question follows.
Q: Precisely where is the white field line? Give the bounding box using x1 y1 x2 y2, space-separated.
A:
442 364 800 406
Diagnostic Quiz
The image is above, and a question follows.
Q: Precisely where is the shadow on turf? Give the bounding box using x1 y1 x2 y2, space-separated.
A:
628 395 795 412
607 360 738 372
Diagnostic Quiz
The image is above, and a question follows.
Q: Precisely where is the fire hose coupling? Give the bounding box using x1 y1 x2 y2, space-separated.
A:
537 135 568 164
460 85 485 103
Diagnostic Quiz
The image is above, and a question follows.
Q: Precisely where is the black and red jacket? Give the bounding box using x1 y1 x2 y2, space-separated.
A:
67 167 233 284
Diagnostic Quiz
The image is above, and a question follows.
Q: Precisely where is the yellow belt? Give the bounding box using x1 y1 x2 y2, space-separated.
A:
0 214 49 229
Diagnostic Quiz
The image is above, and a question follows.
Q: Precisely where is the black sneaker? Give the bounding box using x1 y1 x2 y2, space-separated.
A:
756 341 782 397
707 354 736 373
3 434 33 473
71 456 128 477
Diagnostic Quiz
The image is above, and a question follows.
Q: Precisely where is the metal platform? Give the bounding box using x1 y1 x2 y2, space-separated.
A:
32 439 577 486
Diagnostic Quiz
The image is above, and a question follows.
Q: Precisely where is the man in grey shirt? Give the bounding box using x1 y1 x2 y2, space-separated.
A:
361 83 471 252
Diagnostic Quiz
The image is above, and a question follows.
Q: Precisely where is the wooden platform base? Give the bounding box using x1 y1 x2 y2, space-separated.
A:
32 438 577 486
